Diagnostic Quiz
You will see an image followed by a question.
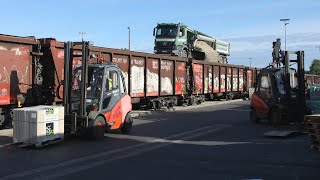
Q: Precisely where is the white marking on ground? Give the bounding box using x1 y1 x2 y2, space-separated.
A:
106 134 249 146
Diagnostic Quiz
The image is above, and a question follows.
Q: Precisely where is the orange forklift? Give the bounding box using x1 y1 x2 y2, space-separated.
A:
62 41 133 139
250 39 306 127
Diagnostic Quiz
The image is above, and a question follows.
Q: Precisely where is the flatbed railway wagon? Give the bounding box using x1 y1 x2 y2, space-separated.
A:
0 34 256 127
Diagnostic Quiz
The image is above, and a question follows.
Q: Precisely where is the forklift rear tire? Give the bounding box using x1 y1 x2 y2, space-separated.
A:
88 116 106 140
250 109 259 124
121 114 133 134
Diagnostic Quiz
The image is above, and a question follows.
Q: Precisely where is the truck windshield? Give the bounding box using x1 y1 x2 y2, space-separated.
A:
156 26 178 38
72 66 104 99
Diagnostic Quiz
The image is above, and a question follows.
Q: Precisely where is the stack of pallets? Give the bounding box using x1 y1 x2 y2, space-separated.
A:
305 115 320 151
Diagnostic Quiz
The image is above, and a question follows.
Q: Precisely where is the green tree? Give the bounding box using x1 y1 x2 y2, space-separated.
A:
309 59 320 75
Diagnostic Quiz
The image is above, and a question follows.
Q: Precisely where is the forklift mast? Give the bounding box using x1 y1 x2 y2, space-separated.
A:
63 41 91 133
284 51 305 123
272 38 306 123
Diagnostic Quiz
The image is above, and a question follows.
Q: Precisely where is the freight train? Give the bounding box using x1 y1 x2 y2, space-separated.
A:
0 33 259 127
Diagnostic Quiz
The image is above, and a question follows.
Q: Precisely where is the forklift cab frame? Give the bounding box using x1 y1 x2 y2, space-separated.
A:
63 41 132 138
72 64 127 113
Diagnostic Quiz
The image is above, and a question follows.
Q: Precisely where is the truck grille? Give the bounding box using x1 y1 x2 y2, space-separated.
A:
156 41 174 50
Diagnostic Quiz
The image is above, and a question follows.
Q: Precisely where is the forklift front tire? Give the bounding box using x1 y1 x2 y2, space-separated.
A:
250 109 259 124
121 114 133 134
88 116 106 140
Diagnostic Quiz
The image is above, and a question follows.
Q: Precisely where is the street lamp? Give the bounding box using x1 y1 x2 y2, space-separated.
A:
79 32 86 41
249 58 252 67
280 18 290 51
127 27 131 51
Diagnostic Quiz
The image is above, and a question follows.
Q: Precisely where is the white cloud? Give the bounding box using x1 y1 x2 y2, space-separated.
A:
220 19 320 40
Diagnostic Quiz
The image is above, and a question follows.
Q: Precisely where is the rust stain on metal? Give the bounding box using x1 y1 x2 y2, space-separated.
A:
213 66 219 93
175 61 186 95
227 67 232 92
146 57 159 96
130 56 145 97
220 66 226 92
192 63 203 94
232 68 238 91
0 41 33 105
160 59 174 96
203 65 212 94
247 70 253 90
239 69 244 91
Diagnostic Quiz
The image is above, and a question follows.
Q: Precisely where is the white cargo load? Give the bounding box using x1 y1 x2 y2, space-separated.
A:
13 105 64 146
215 39 230 56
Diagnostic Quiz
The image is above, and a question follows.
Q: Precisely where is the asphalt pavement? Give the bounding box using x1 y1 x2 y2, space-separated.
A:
0 100 319 180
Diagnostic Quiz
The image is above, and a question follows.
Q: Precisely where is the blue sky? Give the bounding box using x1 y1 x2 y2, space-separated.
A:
2 0 320 69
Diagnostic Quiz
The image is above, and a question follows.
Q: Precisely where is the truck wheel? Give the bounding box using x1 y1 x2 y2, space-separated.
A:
269 108 281 127
121 114 133 134
250 109 259 124
88 116 106 140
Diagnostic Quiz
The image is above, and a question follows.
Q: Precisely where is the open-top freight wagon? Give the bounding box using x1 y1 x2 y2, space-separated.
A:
0 34 258 127
305 74 320 86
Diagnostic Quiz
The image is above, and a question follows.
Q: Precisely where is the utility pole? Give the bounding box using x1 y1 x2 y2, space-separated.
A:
79 32 86 41
280 19 290 51
128 27 131 51
249 58 252 67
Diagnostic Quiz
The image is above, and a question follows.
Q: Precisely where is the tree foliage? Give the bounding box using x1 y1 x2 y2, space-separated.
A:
309 59 320 75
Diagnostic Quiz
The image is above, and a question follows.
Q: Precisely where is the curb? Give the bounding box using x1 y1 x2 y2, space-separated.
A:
131 99 245 117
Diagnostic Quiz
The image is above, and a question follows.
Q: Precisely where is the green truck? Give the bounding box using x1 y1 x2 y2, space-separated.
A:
153 23 230 63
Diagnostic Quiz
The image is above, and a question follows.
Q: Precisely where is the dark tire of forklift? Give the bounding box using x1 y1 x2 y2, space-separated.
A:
269 108 281 127
250 109 259 124
87 116 106 140
121 114 133 134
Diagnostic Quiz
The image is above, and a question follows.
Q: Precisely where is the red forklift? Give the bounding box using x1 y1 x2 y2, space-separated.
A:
250 39 306 127
62 41 133 139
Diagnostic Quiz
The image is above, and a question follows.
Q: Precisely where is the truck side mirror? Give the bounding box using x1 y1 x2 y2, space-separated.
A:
153 28 155 36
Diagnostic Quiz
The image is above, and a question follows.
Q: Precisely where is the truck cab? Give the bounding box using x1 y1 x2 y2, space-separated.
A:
153 23 188 57
153 23 230 63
